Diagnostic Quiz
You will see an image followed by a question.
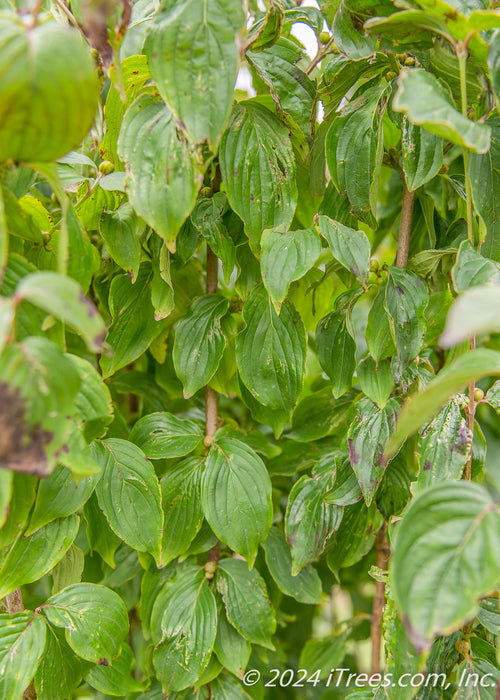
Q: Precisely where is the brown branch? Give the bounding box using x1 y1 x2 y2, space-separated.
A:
5 587 24 613
396 177 415 268
370 523 389 676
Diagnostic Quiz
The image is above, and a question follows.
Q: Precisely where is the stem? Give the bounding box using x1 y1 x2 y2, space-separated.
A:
396 177 415 268
370 170 413 675
305 37 335 76
5 587 24 614
370 523 389 676
457 40 476 481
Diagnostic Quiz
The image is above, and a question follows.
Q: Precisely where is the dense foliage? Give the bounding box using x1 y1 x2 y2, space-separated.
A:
2 0 500 698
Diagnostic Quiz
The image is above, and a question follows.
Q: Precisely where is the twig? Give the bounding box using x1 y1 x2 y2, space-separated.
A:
305 37 335 76
370 524 389 676
396 177 415 268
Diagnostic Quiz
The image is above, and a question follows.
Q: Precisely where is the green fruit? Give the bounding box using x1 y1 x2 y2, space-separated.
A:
404 56 417 66
368 271 378 285
385 71 397 81
369 258 379 273
319 30 331 45
99 161 115 175
200 186 213 197
474 388 484 402
0 16 99 162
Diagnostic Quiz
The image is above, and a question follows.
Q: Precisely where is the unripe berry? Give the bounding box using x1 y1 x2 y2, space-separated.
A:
369 258 379 273
368 271 378 285
474 388 484 402
385 71 397 81
200 186 213 197
319 30 331 45
99 160 114 175
404 56 416 66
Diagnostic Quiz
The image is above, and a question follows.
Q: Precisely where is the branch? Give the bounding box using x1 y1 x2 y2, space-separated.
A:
396 177 415 268
370 523 389 676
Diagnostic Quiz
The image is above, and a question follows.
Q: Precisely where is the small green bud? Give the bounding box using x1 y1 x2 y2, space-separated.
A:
385 71 397 81
200 186 213 197
319 30 331 45
404 56 416 66
369 258 379 273
99 160 114 175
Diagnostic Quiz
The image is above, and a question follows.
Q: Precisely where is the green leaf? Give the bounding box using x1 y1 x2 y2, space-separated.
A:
173 294 230 398
357 356 394 409
262 528 323 604
190 194 235 283
318 216 371 288
260 226 321 309
151 241 175 321
0 515 79 599
416 397 471 492
247 0 283 51
382 585 419 700
376 453 412 519
93 439 163 564
387 349 500 458
216 558 276 649
401 119 443 191
299 634 347 680
0 337 81 476
384 267 429 372
316 311 357 398
247 38 316 131
117 93 203 252
285 475 343 574
99 202 143 283
365 10 453 46
220 100 297 251
44 583 129 664
347 398 399 506
0 474 37 550
327 501 383 576
452 240 500 292
153 568 217 693
366 282 397 363
0 470 13 529
391 481 500 651
100 266 162 378
324 457 362 506
469 118 500 261
16 272 105 352
393 68 491 154
159 458 204 566
51 544 85 595
67 354 114 442
86 643 146 696
288 390 353 443
326 84 388 226
213 610 251 679
84 493 121 568
130 412 204 459
0 612 47 700
34 624 86 700
0 17 98 162
27 466 100 535
333 0 376 59
200 438 272 566
0 185 8 282
145 0 245 149
140 562 177 641
236 284 306 415
440 285 500 347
